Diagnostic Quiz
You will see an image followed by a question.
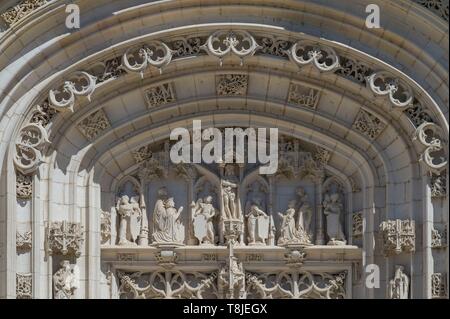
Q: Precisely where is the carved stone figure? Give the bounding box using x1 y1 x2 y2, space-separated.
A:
117 195 141 246
296 188 313 243
221 165 240 220
388 265 409 299
278 200 302 246
192 196 218 245
53 260 79 299
245 197 270 246
152 190 185 245
323 193 346 245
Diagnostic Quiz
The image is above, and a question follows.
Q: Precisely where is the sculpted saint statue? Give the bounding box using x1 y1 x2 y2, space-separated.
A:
388 265 409 299
323 193 346 245
192 196 218 245
117 195 142 245
278 200 302 246
152 188 185 244
245 197 270 245
53 260 79 299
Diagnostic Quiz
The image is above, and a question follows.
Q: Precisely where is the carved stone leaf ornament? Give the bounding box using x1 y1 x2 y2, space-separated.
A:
16 273 32 299
1 0 52 27
366 72 414 108
287 41 340 72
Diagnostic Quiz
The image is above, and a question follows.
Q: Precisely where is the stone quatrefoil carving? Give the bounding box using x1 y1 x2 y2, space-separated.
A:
12 29 448 178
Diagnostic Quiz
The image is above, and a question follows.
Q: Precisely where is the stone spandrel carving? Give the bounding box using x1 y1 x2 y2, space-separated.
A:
132 145 153 163
323 192 347 245
431 273 448 299
379 219 415 256
388 265 409 299
192 196 218 245
16 230 32 252
16 171 33 199
201 31 261 66
46 221 84 257
16 273 32 299
352 212 363 238
246 271 347 299
116 195 141 246
77 109 111 141
352 109 386 140
216 74 248 96
118 270 218 299
1 0 51 27
53 260 79 299
144 82 176 108
152 188 185 245
287 83 321 109
430 171 447 198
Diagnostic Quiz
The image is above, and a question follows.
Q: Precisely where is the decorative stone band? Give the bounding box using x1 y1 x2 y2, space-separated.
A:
45 221 84 257
379 219 416 256
12 29 448 176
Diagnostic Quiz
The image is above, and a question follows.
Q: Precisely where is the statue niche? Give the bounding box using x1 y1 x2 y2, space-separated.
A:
245 197 273 246
151 187 185 245
323 192 346 246
117 195 142 246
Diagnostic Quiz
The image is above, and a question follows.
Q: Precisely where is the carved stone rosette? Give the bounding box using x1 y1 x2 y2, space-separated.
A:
379 219 415 256
46 221 84 257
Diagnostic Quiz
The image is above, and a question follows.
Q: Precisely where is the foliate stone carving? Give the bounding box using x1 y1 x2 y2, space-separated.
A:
46 221 84 257
246 271 347 299
379 219 415 256
16 230 32 251
388 265 409 299
404 100 434 128
53 260 79 299
414 0 449 21
352 212 363 238
216 74 248 96
287 41 340 72
16 273 32 299
335 57 373 84
431 226 447 248
144 82 176 108
284 248 307 267
192 196 218 245
366 72 414 108
16 172 33 199
122 41 174 76
29 100 56 127
88 56 126 84
118 270 218 299
431 171 447 198
171 37 203 58
287 83 321 109
49 72 97 112
431 273 448 299
116 195 141 246
259 36 291 57
413 122 447 173
314 146 331 166
100 211 111 244
132 145 153 163
219 257 246 299
201 31 261 66
352 109 386 140
14 123 49 175
77 109 110 141
1 0 51 27
323 192 347 245
152 188 185 245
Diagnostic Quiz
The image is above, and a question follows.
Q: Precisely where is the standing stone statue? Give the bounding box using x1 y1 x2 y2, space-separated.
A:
278 200 302 246
222 165 239 220
192 196 217 245
323 193 346 245
296 188 313 243
53 260 79 299
152 190 185 244
245 198 270 245
117 195 142 246
388 265 409 299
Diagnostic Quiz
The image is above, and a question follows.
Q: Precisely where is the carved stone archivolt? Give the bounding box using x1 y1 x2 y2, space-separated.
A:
413 0 449 21
46 221 84 257
352 108 386 140
379 219 415 256
16 273 32 299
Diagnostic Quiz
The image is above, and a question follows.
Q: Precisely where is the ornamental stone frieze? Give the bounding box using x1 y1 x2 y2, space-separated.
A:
1 0 52 28
16 273 32 299
46 221 84 257
379 219 416 256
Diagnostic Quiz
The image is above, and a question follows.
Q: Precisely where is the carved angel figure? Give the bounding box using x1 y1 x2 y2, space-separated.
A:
278 200 302 246
388 265 409 299
152 189 185 244
117 195 142 246
192 196 217 245
245 197 270 245
53 260 79 299
323 193 346 245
